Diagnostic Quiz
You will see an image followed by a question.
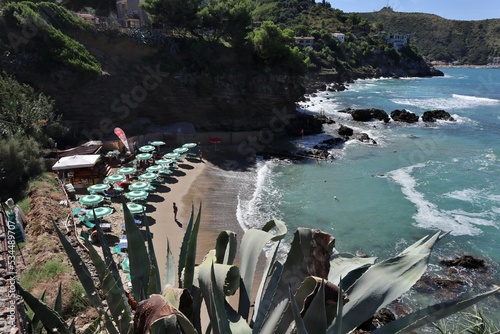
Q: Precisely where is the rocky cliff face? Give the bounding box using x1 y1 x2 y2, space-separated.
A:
15 32 305 142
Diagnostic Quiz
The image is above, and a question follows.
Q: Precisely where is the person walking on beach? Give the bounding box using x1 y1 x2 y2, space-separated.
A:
173 202 178 222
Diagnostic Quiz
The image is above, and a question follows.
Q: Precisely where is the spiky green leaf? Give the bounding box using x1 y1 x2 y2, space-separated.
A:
259 299 289 334
54 282 62 315
336 231 443 333
372 287 500 334
165 239 176 286
183 203 202 290
95 220 125 296
179 203 195 287
144 213 161 295
17 283 71 333
289 283 308 334
328 255 377 285
51 221 100 308
123 200 151 301
253 261 283 333
84 238 132 333
303 280 327 333
215 230 237 265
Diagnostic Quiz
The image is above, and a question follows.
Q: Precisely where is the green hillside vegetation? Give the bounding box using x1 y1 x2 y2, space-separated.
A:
359 7 500 64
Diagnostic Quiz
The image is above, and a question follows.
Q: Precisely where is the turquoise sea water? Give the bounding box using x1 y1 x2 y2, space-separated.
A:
235 68 500 320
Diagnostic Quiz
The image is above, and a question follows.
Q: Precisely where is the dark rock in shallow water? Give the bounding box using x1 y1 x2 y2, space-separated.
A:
441 255 485 269
340 108 389 123
354 308 396 333
422 109 455 122
390 109 419 123
338 124 354 137
356 133 376 145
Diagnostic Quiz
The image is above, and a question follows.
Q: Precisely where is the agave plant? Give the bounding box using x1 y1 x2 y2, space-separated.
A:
18 200 499 333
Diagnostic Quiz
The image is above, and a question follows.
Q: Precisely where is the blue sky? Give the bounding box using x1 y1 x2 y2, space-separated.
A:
328 0 500 20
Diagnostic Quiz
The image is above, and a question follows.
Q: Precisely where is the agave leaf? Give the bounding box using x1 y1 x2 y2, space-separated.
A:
95 218 125 296
253 261 283 333
303 279 327 334
331 279 344 334
252 241 280 325
123 201 151 301
179 203 195 287
215 230 237 265
84 238 132 333
182 203 202 290
372 287 500 334
239 219 287 309
165 239 176 286
198 250 231 334
224 297 253 334
143 213 161 295
69 319 76 333
82 316 101 334
17 283 71 333
338 231 443 333
51 221 101 308
289 284 308 334
259 299 289 334
328 255 377 285
54 282 63 315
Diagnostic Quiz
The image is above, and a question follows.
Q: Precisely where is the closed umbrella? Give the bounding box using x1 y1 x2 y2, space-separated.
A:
129 181 150 191
136 153 152 161
79 194 104 206
146 165 163 173
125 190 148 201
104 174 125 183
139 145 155 152
87 183 110 194
126 203 145 214
182 143 197 149
87 206 113 220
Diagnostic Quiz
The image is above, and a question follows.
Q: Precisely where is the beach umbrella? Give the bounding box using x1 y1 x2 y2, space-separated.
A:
79 194 104 207
136 153 153 161
87 206 113 220
173 147 189 154
182 143 197 149
146 165 163 173
104 174 126 183
139 145 155 152
126 203 145 214
155 159 173 166
151 141 165 147
125 190 148 201
138 172 158 181
117 167 136 175
129 181 150 191
159 169 172 176
164 152 180 160
87 183 110 194
209 137 222 151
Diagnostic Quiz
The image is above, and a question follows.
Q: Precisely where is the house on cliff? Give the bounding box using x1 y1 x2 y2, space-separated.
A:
116 0 149 28
332 32 345 43
295 36 315 48
386 33 409 50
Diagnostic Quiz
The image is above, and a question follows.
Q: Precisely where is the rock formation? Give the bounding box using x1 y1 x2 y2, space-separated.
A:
422 110 455 122
390 109 419 123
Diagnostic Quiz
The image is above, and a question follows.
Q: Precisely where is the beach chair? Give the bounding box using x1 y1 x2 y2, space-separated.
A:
78 215 96 229
72 207 83 217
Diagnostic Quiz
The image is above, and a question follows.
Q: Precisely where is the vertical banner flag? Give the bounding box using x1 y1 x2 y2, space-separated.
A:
114 127 130 152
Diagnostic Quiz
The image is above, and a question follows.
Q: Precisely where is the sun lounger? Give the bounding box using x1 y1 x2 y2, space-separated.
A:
78 216 95 229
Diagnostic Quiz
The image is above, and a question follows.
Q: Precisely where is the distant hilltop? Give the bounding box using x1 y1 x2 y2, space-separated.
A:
359 9 500 65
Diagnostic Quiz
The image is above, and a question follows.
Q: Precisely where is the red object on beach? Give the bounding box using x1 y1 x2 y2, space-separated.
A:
209 137 222 151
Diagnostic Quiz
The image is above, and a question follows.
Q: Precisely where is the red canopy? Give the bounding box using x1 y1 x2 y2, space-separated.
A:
209 137 222 143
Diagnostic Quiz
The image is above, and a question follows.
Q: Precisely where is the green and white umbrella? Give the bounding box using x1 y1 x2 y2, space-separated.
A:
182 142 197 149
129 181 150 191
79 194 104 206
125 190 148 201
139 145 155 152
87 183 110 194
164 152 180 160
156 159 173 166
117 167 136 175
146 165 163 173
104 174 126 183
151 141 165 147
138 172 157 181
173 147 189 154
87 206 113 220
136 153 153 161
126 203 145 214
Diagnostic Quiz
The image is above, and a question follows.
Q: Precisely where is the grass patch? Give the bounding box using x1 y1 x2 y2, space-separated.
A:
28 172 59 192
66 281 89 317
19 258 69 291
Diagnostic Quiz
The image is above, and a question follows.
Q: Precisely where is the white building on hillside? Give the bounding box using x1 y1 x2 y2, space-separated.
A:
332 33 345 43
386 33 409 50
295 36 315 48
